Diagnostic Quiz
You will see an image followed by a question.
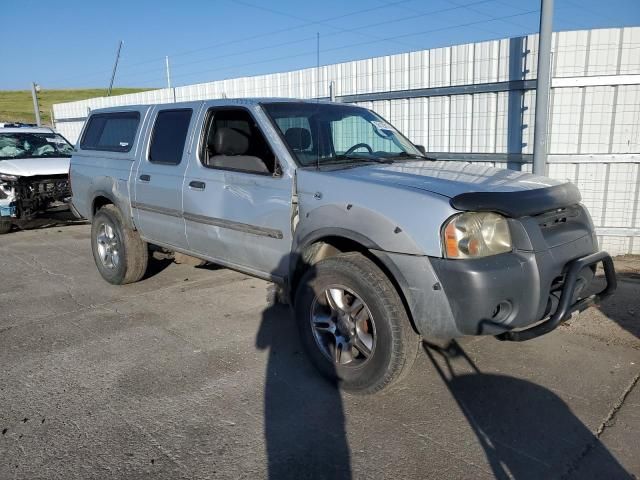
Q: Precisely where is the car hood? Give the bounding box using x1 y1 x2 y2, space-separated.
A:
331 160 563 198
0 157 70 177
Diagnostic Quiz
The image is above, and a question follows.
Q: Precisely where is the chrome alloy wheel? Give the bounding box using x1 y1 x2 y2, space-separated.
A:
310 285 376 366
96 222 120 269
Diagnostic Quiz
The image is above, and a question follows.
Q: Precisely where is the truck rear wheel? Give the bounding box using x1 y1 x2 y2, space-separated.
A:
295 252 419 394
0 221 11 234
91 205 148 285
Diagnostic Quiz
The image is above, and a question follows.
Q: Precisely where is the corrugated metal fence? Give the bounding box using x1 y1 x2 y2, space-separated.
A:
53 27 640 255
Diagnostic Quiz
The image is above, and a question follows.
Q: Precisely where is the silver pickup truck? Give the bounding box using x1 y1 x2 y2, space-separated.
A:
70 99 616 393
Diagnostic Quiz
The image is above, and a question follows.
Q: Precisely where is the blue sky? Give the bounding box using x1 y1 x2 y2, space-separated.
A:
1 0 639 90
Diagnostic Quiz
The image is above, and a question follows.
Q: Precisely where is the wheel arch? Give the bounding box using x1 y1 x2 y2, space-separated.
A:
91 191 135 230
290 229 420 335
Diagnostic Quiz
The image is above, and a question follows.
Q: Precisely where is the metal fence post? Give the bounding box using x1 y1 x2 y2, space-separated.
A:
532 0 554 175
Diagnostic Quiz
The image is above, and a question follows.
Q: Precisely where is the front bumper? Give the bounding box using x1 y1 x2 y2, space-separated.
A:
495 251 616 341
375 234 616 340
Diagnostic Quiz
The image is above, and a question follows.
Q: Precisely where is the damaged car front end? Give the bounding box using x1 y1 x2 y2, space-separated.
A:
0 128 74 234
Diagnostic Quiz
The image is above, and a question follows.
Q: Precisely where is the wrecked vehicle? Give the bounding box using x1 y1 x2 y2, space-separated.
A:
0 126 74 234
69 99 616 393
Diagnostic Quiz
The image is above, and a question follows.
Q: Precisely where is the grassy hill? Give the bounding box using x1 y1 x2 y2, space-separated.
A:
0 88 153 126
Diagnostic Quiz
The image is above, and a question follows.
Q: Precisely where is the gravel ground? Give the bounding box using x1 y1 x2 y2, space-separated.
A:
0 222 638 479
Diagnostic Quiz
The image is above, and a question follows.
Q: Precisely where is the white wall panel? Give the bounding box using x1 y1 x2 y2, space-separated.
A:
474 40 499 84
580 86 616 154
588 28 622 76
408 50 428 90
449 95 472 152
429 47 451 87
576 163 608 225
554 30 589 77
428 96 449 152
604 163 639 227
549 87 582 154
450 43 473 86
407 98 428 149
389 99 409 135
612 85 640 153
496 38 511 82
495 91 509 153
620 27 640 75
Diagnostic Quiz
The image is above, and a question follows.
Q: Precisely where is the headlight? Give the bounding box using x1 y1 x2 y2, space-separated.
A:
0 174 18 182
442 212 512 259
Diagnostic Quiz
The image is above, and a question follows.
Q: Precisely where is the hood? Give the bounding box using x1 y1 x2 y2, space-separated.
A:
0 157 70 177
331 160 562 198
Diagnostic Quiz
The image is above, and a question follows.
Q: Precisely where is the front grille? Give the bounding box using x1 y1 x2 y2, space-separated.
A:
535 205 581 229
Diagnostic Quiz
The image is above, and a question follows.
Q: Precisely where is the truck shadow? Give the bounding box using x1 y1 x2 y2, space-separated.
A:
422 340 631 479
256 261 351 480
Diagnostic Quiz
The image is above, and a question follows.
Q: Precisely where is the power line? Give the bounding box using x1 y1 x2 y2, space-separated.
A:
228 0 427 51
109 34 319 85
46 0 419 86
109 0 506 87
49 0 507 88
446 0 538 34
126 8 539 89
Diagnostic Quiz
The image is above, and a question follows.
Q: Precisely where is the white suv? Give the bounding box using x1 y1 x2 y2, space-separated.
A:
0 125 74 234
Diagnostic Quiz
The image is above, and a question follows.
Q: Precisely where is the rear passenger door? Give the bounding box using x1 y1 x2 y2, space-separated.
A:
133 107 195 249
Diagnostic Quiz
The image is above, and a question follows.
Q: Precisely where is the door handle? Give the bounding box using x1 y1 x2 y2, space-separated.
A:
189 180 206 191
139 174 151 182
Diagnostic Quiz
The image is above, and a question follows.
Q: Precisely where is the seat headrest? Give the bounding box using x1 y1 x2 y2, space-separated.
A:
284 128 311 151
213 127 249 155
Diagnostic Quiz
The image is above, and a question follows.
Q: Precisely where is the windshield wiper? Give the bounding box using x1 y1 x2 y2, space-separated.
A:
386 152 438 161
329 154 394 164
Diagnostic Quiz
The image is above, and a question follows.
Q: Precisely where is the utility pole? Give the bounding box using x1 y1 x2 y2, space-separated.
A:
165 56 172 89
30 82 42 126
107 40 124 97
532 0 554 175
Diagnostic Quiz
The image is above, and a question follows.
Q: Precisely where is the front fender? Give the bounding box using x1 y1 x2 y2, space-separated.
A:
294 203 425 256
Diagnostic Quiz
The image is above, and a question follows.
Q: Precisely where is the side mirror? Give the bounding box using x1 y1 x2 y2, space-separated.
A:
414 144 426 156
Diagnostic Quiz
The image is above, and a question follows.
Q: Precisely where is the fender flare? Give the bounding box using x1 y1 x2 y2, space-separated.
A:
289 226 426 335
91 189 136 230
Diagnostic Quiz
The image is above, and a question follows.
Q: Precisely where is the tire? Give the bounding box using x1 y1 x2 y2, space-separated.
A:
295 252 419 394
91 205 148 285
0 221 11 235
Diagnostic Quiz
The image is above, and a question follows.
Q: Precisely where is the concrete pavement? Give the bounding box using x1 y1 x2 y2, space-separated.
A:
0 223 638 479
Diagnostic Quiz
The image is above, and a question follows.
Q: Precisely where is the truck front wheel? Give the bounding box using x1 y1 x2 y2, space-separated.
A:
295 252 419 394
0 221 11 234
91 205 148 285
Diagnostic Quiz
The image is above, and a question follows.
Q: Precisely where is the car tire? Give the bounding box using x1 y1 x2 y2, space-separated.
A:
91 205 148 285
0 221 11 234
295 252 419 394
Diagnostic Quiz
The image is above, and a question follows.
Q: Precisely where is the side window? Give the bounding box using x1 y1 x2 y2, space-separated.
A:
80 112 140 152
201 109 276 175
149 109 193 165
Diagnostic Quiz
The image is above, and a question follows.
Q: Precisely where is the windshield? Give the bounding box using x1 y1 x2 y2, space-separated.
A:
0 132 74 160
262 102 424 167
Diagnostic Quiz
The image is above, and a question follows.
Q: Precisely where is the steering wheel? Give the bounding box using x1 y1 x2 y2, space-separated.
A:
344 143 374 155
